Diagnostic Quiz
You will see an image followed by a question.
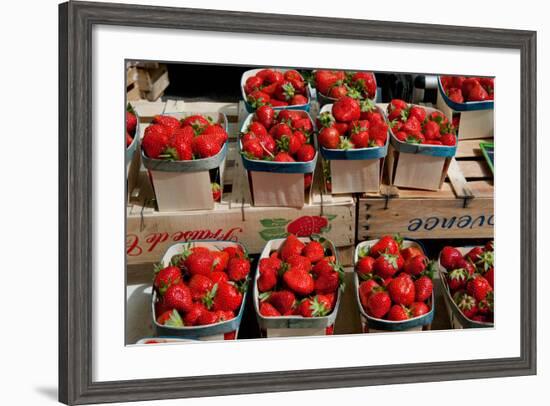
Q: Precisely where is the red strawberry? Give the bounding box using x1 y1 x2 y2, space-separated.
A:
274 152 295 162
369 122 388 144
242 139 265 159
369 236 400 258
270 122 293 140
332 96 361 122
291 94 308 105
314 265 342 294
152 115 180 132
388 99 409 113
244 75 263 94
410 302 430 317
126 132 133 147
403 255 427 276
465 247 485 264
156 309 184 327
400 247 423 262
187 274 213 301
468 83 489 101
286 255 312 273
153 266 182 295
211 271 229 285
249 121 268 137
260 301 281 317
447 268 467 291
351 71 376 98
283 267 314 296
287 216 328 237
183 303 206 326
350 131 370 148
212 282 242 312
185 250 214 276
455 257 476 276
440 246 463 270
318 127 341 149
315 70 340 95
215 310 235 322
296 144 315 162
211 250 230 272
248 90 270 108
192 133 222 158
302 241 325 263
329 84 348 99
298 295 331 317
440 133 456 146
311 257 335 277
387 304 411 321
142 124 171 158
388 274 416 306
447 88 464 103
356 256 375 278
268 290 296 315
197 310 219 326
277 133 302 155
126 111 137 134
373 252 399 279
280 234 305 261
366 288 391 318
423 120 441 140
485 267 494 288
181 115 210 130
467 275 492 301
454 292 478 319
256 105 275 129
414 276 433 302
202 124 228 146
270 99 289 107
223 245 245 259
211 183 221 202
292 117 313 134
163 284 193 313
257 265 278 293
408 106 426 123
227 257 250 281
359 279 380 308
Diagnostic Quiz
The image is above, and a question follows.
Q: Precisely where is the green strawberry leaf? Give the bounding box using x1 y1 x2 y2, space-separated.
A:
165 309 184 327
326 214 337 221
259 227 288 241
260 218 291 228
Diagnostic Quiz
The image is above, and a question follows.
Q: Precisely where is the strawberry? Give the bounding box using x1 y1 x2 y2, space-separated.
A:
197 310 219 326
302 241 325 263
408 106 426 123
318 127 341 149
388 99 408 113
273 151 294 162
440 246 463 270
359 279 380 308
211 183 221 202
257 133 277 155
249 121 268 137
461 78 479 99
287 216 328 237
184 303 206 326
248 90 270 108
329 84 348 99
296 144 315 162
471 314 489 323
153 265 182 295
400 247 423 262
268 290 296 315
215 310 235 322
315 70 340 95
455 257 476 276
242 139 265 159
211 270 229 285
257 266 278 293
126 132 133 147
373 252 399 279
423 120 441 140
212 282 242 312
387 304 411 321
280 234 305 261
369 122 388 144
298 295 331 317
428 111 449 126
223 245 245 259
142 124 171 159
332 96 361 122
256 105 275 129
366 288 391 318
410 302 430 318
277 133 301 155
447 268 467 291
270 122 293 140
314 264 342 294
403 254 427 276
485 267 494 288
187 274 213 301
356 256 375 279
304 173 313 190
369 236 400 258
414 275 433 302
270 99 289 107
152 115 180 132
447 88 464 103
311 257 335 277
163 284 193 313
466 275 492 301
350 131 370 148
291 94 308 105
181 115 210 131
388 274 416 306
402 116 421 135
156 309 184 327
244 75 263 94
283 267 314 296
286 255 312 273
465 246 485 264
468 83 489 101
351 71 376 98
211 250 229 272
227 257 250 281
126 111 137 134
202 124 228 146
185 250 213 276
260 302 281 317
454 291 478 319
192 133 222 158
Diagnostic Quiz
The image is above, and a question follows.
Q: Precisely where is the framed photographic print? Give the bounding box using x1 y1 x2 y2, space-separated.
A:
59 1 537 404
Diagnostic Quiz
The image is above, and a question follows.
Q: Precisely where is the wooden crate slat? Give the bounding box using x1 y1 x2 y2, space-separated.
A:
447 158 474 199
457 159 492 179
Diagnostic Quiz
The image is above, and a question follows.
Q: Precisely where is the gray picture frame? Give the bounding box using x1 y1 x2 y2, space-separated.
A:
59 1 537 404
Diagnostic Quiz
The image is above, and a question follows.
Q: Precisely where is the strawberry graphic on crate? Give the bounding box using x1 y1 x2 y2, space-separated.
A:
259 215 337 241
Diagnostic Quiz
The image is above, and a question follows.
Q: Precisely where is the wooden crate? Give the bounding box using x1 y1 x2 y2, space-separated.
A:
358 137 494 240
126 100 356 265
126 64 170 102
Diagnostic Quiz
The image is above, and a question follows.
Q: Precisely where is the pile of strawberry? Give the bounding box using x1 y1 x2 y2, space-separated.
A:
440 76 494 103
142 114 228 161
387 99 457 146
440 242 494 324
241 105 316 164
317 97 389 149
257 235 343 318
153 244 251 328
314 70 376 100
244 69 308 108
126 108 137 148
356 236 434 322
